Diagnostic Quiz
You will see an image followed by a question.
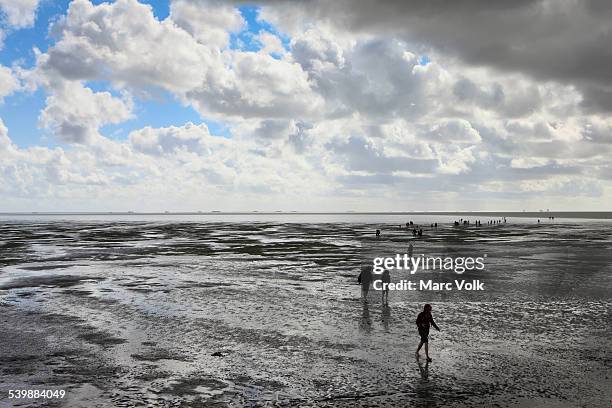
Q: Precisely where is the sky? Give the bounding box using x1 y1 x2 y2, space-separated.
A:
1 0 612 212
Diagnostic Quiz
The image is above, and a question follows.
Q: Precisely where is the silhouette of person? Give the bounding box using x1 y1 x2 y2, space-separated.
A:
418 228 423 237
415 304 440 362
376 229 381 237
360 265 373 302
381 269 391 305
408 243 414 258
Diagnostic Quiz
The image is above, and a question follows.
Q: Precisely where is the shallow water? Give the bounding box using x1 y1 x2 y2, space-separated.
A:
0 219 610 407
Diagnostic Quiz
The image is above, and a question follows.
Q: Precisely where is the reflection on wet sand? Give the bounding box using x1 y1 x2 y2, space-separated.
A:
414 360 432 406
417 360 429 381
359 301 372 334
381 304 391 333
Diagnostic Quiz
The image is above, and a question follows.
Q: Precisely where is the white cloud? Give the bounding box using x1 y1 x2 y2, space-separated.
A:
290 27 346 72
0 64 19 100
418 120 481 144
0 117 12 150
510 157 550 169
129 122 228 156
258 31 285 55
31 0 323 124
42 0 216 93
170 0 244 48
186 50 323 119
0 0 39 28
2 0 612 210
39 80 133 144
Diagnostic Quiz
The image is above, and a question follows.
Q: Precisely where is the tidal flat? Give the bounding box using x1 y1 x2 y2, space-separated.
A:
0 217 610 407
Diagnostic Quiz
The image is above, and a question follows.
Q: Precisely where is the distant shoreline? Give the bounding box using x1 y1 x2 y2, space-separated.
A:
1 211 611 219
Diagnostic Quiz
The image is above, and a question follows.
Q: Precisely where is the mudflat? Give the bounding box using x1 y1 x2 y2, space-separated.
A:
1 219 610 407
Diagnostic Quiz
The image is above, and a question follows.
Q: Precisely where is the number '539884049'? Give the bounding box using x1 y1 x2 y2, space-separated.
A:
8 389 66 399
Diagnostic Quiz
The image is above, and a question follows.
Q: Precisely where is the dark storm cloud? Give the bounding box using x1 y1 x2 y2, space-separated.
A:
254 0 612 112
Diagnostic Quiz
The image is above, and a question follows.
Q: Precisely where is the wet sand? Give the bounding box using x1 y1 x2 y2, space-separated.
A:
1 220 611 407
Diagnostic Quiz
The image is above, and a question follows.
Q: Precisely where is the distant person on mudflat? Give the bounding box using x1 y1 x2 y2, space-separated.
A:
415 304 440 362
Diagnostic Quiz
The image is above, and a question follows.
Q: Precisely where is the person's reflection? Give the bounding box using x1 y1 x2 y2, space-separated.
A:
415 360 432 404
358 301 372 334
381 304 391 333
417 360 429 381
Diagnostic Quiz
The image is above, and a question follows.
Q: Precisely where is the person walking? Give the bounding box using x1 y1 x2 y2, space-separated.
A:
415 304 440 362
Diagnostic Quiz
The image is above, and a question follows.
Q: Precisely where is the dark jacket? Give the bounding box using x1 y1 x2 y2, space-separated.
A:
416 311 439 331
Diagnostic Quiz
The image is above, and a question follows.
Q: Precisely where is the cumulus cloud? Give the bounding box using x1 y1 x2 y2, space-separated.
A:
291 28 345 72
23 0 326 130
2 0 612 210
0 117 11 149
170 0 244 48
0 64 19 100
186 50 323 119
418 120 481 144
0 0 39 28
256 0 612 112
129 122 229 156
329 135 438 174
258 31 285 56
293 36 433 119
39 81 133 144
41 0 216 92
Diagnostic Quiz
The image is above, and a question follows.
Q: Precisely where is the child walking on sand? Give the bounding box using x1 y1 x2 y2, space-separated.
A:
415 304 440 362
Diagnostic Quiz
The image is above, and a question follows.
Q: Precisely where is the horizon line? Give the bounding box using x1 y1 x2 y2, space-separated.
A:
1 210 612 219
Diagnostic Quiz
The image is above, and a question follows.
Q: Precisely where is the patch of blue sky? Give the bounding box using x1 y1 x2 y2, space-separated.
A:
230 5 290 57
100 90 232 141
0 88 54 148
136 0 170 20
419 55 431 65
0 0 70 148
0 0 70 68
